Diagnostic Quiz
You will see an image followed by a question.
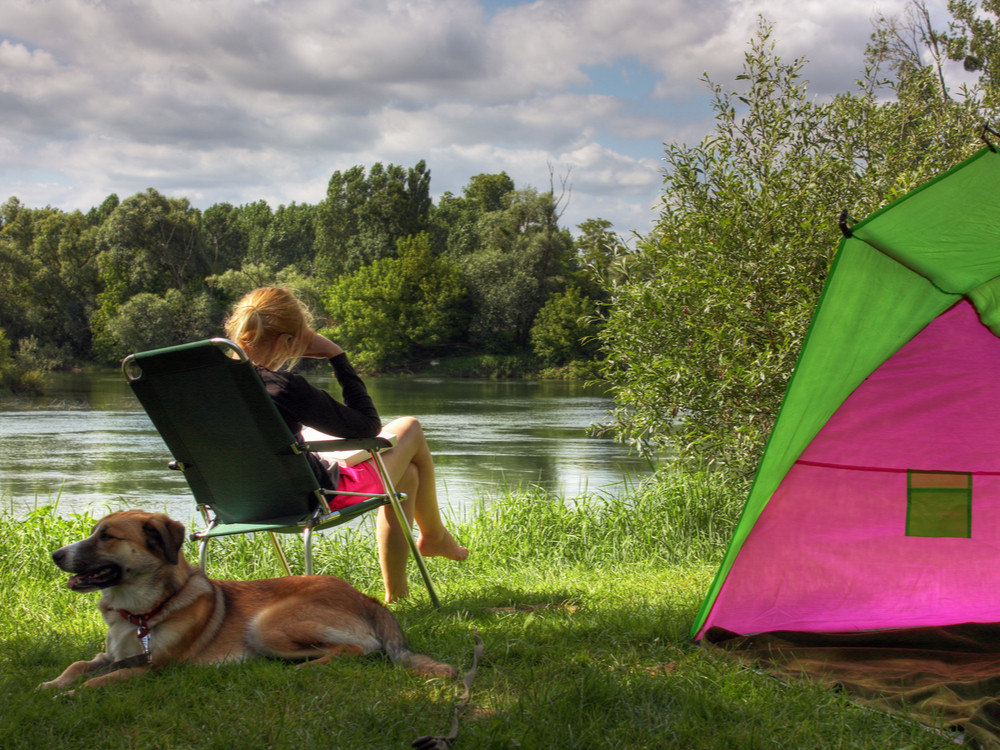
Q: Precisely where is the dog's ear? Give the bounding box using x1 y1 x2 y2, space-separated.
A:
142 516 187 565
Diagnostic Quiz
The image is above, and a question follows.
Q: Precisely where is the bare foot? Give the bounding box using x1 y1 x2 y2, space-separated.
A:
417 530 469 561
384 586 408 604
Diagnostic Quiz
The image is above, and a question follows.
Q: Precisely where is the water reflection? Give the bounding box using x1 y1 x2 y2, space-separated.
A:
0 371 651 521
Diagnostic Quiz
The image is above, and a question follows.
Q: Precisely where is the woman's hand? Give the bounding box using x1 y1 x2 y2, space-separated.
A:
302 331 344 359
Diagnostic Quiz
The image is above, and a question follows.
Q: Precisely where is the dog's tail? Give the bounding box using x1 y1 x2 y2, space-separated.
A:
372 604 458 679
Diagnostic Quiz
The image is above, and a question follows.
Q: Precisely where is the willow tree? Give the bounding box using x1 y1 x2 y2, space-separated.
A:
597 15 986 475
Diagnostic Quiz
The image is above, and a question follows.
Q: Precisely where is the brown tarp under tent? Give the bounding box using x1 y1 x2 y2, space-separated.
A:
692 138 1000 747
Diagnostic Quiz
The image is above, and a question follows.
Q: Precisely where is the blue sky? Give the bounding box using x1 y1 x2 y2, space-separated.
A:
0 0 958 238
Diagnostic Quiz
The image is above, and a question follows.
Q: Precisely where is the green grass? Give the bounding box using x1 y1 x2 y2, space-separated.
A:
1 469 957 749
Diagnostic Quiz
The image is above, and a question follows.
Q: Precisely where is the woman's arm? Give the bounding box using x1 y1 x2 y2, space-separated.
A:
270 364 381 438
301 332 343 359
262 332 381 438
295 332 381 437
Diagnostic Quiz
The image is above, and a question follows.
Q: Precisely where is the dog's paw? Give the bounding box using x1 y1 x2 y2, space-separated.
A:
37 680 75 696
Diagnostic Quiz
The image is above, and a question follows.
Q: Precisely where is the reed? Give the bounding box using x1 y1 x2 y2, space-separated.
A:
0 470 954 749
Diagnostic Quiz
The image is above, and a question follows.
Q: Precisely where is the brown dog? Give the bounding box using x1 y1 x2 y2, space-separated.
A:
39 509 456 690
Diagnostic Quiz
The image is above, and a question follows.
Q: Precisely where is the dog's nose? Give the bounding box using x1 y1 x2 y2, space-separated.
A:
52 548 65 565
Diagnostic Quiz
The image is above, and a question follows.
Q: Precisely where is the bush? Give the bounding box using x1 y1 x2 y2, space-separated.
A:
0 328 49 395
530 286 600 366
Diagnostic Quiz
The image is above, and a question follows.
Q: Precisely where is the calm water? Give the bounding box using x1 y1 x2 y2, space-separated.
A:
0 370 651 522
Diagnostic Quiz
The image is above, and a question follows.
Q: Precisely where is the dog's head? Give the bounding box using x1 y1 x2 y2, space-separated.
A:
51 510 188 592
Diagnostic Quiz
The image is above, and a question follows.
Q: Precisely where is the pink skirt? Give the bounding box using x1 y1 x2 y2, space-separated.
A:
329 459 386 511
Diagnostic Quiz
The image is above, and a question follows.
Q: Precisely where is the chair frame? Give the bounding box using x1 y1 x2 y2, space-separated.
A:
123 338 439 607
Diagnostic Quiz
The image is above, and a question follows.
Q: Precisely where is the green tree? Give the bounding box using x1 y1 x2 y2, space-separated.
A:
596 17 985 473
0 328 14 387
207 261 326 318
458 246 536 351
85 194 120 227
461 187 574 350
262 202 317 273
0 201 101 361
314 165 364 280
97 188 208 295
572 218 620 301
432 172 516 259
314 161 432 280
464 172 516 212
235 200 274 270
102 288 220 359
90 189 210 362
0 326 52 394
322 232 468 371
530 286 600 366
25 210 101 360
947 0 1000 104
103 292 177 355
202 202 249 274
0 198 37 344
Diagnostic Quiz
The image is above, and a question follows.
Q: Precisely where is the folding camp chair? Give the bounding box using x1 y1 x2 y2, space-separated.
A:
122 337 439 607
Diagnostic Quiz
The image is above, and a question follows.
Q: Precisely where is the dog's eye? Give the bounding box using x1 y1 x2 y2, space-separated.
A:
98 529 114 541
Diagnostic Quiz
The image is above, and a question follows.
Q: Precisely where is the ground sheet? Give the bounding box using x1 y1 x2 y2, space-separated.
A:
704 623 1000 748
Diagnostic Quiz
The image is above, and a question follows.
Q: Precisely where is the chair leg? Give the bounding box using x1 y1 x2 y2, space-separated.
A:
268 531 293 576
197 506 212 572
372 452 441 608
303 525 314 576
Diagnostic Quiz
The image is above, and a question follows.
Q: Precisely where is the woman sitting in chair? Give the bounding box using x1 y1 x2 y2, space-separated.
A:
224 286 468 603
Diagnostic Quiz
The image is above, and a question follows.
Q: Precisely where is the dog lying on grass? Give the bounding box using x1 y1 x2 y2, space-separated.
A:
39 509 457 690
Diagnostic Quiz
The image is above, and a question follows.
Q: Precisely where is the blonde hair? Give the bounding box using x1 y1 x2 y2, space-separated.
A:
224 287 313 371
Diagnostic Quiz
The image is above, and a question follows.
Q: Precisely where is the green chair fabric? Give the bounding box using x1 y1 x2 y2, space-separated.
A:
123 338 439 606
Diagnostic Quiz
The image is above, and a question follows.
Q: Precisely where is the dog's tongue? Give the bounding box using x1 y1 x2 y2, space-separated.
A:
65 567 116 591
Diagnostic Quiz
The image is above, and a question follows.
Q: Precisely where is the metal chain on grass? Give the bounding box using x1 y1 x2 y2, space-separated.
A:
412 628 484 750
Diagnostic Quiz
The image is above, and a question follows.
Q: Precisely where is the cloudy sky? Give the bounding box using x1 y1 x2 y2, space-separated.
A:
0 0 957 239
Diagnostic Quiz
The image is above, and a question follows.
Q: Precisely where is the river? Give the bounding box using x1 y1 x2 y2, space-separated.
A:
0 370 652 522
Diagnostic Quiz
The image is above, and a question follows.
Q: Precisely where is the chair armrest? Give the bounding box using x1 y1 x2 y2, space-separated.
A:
298 437 394 453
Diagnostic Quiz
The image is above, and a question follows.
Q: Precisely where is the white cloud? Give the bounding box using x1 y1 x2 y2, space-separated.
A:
0 0 954 236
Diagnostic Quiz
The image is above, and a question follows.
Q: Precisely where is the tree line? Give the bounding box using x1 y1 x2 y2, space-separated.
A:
0 163 619 389
7 0 999 486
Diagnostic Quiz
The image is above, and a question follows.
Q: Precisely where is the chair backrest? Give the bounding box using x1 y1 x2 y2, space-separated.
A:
123 339 321 525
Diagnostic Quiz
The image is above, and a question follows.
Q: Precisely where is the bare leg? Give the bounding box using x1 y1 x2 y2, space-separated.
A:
377 463 416 602
377 416 468 602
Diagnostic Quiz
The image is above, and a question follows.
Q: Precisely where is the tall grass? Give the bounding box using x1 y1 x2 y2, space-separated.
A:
464 463 744 570
0 469 956 749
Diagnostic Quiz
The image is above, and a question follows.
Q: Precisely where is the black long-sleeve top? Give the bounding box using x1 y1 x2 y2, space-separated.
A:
256 353 381 488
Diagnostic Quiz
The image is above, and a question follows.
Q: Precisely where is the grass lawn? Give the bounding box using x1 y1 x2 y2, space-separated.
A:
1 470 958 749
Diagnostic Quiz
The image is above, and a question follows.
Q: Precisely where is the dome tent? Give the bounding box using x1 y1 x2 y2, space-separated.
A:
694 142 1000 639
694 139 1000 746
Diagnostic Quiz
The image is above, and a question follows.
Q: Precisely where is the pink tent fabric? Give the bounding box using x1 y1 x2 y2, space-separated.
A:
702 300 1000 635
